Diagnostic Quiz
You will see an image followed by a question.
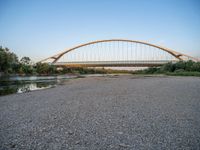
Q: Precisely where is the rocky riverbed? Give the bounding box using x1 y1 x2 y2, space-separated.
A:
0 75 200 149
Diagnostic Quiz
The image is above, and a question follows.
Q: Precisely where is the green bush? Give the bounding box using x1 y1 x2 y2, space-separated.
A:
174 69 185 73
174 61 186 71
160 62 175 72
143 67 159 74
135 60 200 76
21 65 34 74
166 71 200 77
35 63 56 75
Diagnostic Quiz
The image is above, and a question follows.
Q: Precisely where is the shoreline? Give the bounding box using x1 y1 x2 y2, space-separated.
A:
1 74 199 97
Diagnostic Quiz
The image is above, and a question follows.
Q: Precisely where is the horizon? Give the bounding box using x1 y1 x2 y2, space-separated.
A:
0 0 200 62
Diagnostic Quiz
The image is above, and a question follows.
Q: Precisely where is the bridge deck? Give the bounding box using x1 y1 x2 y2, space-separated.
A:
53 60 177 67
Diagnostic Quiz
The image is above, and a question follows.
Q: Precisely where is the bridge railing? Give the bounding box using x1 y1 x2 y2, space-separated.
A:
53 60 179 67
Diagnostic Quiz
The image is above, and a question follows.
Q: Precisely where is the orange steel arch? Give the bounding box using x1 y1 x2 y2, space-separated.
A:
40 39 199 63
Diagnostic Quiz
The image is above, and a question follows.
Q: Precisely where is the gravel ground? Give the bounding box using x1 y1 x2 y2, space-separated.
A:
0 75 200 150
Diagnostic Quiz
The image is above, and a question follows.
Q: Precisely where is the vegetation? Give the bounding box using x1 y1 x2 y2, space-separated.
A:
1 46 200 76
0 46 19 74
134 60 200 76
0 46 109 76
0 46 137 76
0 46 36 75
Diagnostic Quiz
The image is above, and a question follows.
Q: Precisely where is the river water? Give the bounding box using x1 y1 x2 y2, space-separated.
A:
0 75 79 96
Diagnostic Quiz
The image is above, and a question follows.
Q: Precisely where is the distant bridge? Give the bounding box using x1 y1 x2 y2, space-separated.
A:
40 39 199 67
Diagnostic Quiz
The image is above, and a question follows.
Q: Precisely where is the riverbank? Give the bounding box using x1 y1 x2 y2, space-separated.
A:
0 75 200 149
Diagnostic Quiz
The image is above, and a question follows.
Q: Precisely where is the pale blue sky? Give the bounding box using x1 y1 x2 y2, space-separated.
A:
0 0 200 61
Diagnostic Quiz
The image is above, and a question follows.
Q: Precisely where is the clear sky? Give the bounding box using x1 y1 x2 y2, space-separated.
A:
0 0 200 61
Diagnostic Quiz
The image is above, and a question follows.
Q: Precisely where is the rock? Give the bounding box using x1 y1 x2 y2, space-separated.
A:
68 130 74 135
119 143 131 148
117 131 123 135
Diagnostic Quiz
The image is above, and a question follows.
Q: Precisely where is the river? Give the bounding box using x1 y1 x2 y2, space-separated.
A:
0 75 79 96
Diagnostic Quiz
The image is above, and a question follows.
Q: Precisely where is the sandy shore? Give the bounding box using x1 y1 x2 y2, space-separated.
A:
0 75 200 149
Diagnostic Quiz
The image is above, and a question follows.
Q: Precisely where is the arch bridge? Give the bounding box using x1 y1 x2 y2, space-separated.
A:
40 39 199 67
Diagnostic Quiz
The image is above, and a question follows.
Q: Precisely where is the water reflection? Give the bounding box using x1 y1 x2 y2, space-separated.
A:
0 75 77 96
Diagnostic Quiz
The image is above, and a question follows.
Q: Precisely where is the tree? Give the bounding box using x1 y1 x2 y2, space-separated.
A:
191 62 200 72
185 60 194 71
0 46 19 73
20 57 31 65
161 62 175 72
21 65 34 74
174 61 186 71
35 63 52 74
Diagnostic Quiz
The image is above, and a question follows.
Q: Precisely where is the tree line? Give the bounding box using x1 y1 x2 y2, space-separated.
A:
1 46 200 76
0 46 108 75
135 60 200 76
0 46 47 74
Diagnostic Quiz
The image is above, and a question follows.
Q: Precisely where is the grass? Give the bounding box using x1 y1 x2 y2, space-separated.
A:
133 71 200 77
165 71 200 77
